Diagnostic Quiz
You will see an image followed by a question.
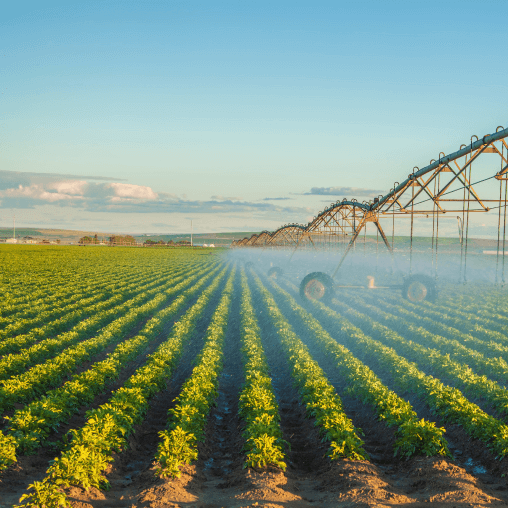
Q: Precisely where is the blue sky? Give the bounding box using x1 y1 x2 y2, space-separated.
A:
1 1 507 234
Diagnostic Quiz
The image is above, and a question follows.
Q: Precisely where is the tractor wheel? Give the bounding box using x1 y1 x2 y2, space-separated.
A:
300 272 335 304
268 267 284 278
402 274 437 303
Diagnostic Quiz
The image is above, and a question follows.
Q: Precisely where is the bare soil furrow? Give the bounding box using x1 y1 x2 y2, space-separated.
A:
196 272 244 490
248 272 329 478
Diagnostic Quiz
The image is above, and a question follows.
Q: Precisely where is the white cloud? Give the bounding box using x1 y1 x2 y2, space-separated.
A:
0 177 160 209
108 183 158 200
47 180 88 196
1 184 84 203
0 171 310 230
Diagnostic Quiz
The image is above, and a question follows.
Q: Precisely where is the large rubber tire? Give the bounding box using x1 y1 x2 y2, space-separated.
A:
402 274 437 303
300 272 335 304
268 267 284 278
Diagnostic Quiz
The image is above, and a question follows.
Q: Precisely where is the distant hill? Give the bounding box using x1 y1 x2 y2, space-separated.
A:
0 228 259 246
0 228 109 244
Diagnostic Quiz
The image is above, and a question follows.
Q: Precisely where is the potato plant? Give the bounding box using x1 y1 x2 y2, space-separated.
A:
238 270 286 470
155 268 235 477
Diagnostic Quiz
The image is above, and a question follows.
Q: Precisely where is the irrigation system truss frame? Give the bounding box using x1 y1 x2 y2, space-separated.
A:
231 125 508 282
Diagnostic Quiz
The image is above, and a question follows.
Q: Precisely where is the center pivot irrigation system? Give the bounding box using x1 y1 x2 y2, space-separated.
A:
232 125 508 303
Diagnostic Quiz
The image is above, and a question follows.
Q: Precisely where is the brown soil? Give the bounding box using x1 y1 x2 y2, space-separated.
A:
2 270 508 507
5 452 504 507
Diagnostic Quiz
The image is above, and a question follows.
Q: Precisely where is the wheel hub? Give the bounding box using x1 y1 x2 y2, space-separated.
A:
304 279 326 300
407 281 428 302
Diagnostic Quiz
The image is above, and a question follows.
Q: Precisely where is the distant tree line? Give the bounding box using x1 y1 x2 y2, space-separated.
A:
78 235 195 247
110 235 137 245
78 234 137 246
143 239 191 246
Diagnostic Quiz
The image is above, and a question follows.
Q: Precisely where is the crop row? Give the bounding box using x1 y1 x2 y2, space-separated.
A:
0 266 163 350
420 295 508 335
304 291 508 458
0 256 212 360
8 252 507 507
271 278 449 459
0 261 221 417
354 293 508 381
0 258 116 309
0 289 139 369
0 247 203 311
155 267 235 477
0 262 225 471
371 292 508 348
0 258 196 344
329 295 508 419
383 283 508 329
0 263 167 329
237 269 286 470
333 293 508 389
16 264 229 508
0 253 148 316
0 291 110 342
0 260 213 383
251 271 369 461
429 284 506 316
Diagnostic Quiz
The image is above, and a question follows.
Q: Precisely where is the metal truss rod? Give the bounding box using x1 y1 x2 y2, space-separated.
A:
373 127 508 213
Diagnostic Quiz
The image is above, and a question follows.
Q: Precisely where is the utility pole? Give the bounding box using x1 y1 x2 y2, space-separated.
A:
191 219 193 247
13 215 15 240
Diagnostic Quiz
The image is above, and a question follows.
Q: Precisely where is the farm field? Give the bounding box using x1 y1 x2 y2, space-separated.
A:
1 247 508 506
